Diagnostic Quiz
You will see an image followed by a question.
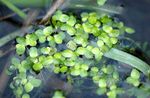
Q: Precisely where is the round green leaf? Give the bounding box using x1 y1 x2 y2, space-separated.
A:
29 47 38 58
40 47 51 54
130 69 140 79
24 82 33 92
66 40 77 50
22 94 30 98
29 78 42 87
43 26 53 36
16 44 25 55
98 79 107 88
33 63 43 71
125 27 135 34
16 37 26 45
97 0 107 6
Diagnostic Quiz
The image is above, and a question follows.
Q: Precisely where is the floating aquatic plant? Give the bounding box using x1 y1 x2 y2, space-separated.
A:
7 2 150 98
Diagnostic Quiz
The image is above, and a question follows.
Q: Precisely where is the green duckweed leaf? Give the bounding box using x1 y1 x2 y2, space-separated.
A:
24 82 33 92
125 27 135 34
96 87 107 95
33 63 43 71
95 53 103 61
110 37 118 44
54 34 63 44
91 26 100 36
80 70 88 77
84 50 93 59
71 69 80 76
16 87 23 96
52 91 65 98
59 14 69 22
21 79 27 85
62 49 76 58
16 44 25 55
99 33 109 43
43 56 54 65
52 10 62 21
67 40 77 50
97 0 107 6
109 29 120 37
29 47 38 58
82 22 93 33
126 77 140 87
98 79 107 88
106 65 114 74
39 36 46 43
130 69 140 79
67 15 76 26
60 24 69 31
95 21 101 27
86 45 94 51
101 15 112 24
18 66 26 73
113 71 119 80
60 66 68 73
73 36 85 45
93 76 100 83
26 34 38 46
43 26 53 36
54 52 62 59
29 78 41 87
22 94 30 98
110 85 117 90
91 67 99 72
21 60 32 70
102 25 113 33
97 40 104 47
100 45 109 52
47 36 54 41
75 24 82 29
35 29 44 37
81 64 89 70
91 47 100 54
26 33 38 41
107 90 117 98
16 37 26 45
67 26 76 35
76 47 87 55
88 15 97 24
81 12 89 22
40 47 51 54
26 39 37 46
54 67 60 74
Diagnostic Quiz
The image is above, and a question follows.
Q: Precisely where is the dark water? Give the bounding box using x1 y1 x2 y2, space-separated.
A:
0 0 150 98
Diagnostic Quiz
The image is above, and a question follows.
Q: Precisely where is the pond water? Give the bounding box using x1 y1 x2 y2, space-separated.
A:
0 0 150 98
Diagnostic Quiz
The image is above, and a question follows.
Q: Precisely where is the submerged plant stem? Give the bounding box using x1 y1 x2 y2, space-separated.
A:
104 48 150 76
0 27 32 47
1 0 27 19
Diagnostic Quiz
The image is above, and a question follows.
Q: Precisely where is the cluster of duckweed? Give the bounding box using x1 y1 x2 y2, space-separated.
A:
90 65 124 98
8 10 135 98
126 69 140 87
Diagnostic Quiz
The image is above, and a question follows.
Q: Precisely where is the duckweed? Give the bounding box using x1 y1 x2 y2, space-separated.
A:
22 94 30 98
9 9 139 98
24 82 33 92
